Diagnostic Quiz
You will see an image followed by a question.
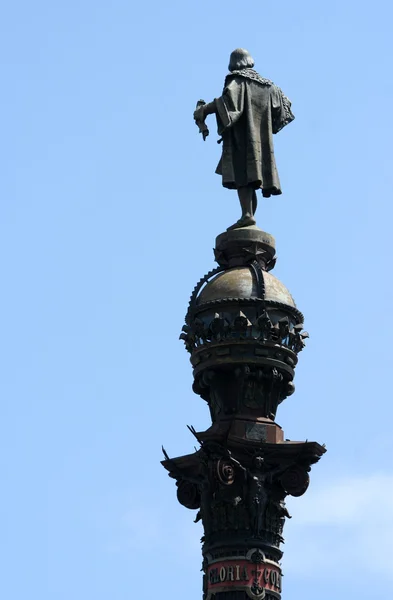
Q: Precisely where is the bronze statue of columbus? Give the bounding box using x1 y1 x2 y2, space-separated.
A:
194 48 295 230
163 47 326 600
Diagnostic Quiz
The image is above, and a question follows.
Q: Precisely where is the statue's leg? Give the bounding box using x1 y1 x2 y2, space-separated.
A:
227 186 257 231
238 186 254 219
252 190 258 215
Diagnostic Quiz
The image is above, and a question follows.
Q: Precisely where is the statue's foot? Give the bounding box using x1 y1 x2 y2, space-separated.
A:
227 215 256 231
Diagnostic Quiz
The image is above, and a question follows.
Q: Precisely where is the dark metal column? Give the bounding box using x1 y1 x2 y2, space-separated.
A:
162 227 325 600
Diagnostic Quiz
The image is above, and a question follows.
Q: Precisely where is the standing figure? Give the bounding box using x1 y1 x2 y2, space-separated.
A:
247 456 271 536
194 48 294 230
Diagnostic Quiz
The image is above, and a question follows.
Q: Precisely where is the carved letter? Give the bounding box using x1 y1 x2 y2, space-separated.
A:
210 568 218 584
277 572 282 592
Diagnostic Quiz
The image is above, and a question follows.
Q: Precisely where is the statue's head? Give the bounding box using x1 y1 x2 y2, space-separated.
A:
229 48 254 72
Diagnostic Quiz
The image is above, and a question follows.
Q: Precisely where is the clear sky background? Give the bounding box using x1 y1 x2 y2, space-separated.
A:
1 1 392 598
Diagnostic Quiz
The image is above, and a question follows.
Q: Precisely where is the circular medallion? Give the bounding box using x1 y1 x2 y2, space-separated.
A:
176 480 201 509
217 459 235 485
280 465 309 497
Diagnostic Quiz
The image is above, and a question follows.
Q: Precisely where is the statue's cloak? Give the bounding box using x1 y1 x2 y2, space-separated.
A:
215 69 294 196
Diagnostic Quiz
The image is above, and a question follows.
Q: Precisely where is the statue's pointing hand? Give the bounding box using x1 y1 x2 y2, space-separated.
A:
194 101 216 141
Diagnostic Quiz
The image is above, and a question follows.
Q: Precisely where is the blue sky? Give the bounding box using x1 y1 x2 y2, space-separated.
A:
1 1 392 598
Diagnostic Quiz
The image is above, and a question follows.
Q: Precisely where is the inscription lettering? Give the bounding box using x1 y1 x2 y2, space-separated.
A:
208 561 280 591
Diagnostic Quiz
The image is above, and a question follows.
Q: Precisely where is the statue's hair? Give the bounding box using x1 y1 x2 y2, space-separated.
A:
228 48 255 71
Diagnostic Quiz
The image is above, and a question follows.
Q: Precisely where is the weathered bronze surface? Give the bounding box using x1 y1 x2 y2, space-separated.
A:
194 48 294 230
198 269 259 304
162 51 325 600
162 224 324 600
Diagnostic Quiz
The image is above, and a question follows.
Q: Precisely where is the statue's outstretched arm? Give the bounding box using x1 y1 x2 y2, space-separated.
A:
194 100 216 123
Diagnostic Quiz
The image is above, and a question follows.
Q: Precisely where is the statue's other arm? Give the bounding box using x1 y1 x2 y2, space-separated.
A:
271 85 295 134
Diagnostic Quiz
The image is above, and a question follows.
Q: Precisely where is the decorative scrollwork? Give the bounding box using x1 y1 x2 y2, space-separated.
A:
216 458 235 485
280 465 310 497
250 581 266 598
250 549 265 564
176 480 201 509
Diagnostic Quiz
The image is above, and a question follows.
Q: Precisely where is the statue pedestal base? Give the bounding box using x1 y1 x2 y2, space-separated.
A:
215 226 276 270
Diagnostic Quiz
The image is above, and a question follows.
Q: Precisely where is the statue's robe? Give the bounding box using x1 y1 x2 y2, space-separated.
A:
214 70 294 197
